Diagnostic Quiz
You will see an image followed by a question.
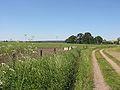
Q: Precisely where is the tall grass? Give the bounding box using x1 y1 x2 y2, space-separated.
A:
74 48 93 90
0 49 80 90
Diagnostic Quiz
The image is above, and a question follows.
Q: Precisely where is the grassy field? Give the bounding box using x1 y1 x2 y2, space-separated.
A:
0 42 83 64
0 42 95 90
0 42 120 90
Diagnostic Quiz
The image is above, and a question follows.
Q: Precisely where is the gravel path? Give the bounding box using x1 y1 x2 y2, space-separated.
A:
92 50 109 90
100 49 120 74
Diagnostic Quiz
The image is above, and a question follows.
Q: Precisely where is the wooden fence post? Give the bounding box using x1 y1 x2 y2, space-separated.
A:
54 48 56 54
40 50 43 57
71 47 73 49
68 47 69 51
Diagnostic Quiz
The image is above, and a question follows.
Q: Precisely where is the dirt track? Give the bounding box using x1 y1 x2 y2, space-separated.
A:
100 49 120 74
92 50 109 90
105 49 120 61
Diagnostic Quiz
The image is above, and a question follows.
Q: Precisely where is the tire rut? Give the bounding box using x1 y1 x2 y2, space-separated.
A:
100 49 120 74
92 50 109 90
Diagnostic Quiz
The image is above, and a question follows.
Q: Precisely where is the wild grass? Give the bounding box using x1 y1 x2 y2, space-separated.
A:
0 49 80 90
0 42 82 53
0 42 82 63
0 42 117 90
74 48 93 90
96 50 120 90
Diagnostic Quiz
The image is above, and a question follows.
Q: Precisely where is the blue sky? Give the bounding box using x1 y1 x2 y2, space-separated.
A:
0 0 120 41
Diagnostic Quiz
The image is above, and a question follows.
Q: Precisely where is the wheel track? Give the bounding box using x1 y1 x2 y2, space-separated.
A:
100 49 120 74
92 50 109 90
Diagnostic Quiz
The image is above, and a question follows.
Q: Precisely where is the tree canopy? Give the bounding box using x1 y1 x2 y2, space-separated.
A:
65 35 77 43
94 36 103 44
65 32 103 44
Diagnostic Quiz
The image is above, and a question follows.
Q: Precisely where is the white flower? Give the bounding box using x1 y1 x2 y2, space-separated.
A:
3 71 6 74
18 60 23 63
32 51 35 53
9 68 15 72
0 80 3 85
1 63 5 66
1 63 10 68
23 56 26 59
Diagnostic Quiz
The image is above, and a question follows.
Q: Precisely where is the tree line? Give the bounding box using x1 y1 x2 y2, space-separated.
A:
65 32 103 44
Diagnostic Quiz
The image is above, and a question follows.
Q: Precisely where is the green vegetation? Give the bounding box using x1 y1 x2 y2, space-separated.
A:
117 37 120 44
1 42 120 90
0 49 80 90
65 32 103 44
0 42 96 90
0 42 83 63
74 48 93 90
96 50 120 90
65 35 77 43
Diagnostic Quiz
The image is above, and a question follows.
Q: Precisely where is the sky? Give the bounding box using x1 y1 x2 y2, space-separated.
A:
0 0 120 41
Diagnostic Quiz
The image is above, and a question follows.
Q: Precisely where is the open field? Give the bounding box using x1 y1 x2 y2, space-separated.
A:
0 42 120 90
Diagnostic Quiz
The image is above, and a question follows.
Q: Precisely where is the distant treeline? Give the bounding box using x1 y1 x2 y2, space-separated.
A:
65 32 104 44
65 32 120 44
1 40 65 43
1 32 120 45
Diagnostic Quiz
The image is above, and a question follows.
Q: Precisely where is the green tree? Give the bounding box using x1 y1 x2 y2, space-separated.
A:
65 35 77 43
82 32 94 44
94 36 103 44
117 37 120 44
76 33 83 44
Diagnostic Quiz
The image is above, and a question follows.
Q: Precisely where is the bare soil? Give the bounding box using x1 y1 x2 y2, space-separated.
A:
92 50 109 90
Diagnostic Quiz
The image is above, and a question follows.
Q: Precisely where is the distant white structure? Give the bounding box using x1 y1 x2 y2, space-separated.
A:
63 46 77 51
69 47 72 50
72 46 77 49
64 47 69 51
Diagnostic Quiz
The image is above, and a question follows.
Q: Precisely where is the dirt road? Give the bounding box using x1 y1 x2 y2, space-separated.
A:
100 49 120 74
105 49 120 61
92 50 109 90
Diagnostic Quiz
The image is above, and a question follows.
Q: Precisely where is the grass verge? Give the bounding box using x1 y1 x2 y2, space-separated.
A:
74 48 93 90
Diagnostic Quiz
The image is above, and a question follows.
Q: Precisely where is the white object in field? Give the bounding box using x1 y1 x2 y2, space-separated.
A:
72 46 77 49
64 47 69 51
63 46 77 51
69 47 72 50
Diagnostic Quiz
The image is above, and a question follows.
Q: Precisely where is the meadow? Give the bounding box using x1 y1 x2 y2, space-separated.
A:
0 42 93 90
0 42 120 90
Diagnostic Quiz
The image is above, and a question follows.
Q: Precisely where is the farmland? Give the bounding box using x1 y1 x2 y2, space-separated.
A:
0 42 120 90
